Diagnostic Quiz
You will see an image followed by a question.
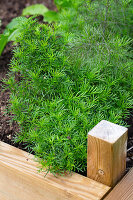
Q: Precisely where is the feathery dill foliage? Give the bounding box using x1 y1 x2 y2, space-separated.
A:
5 0 133 175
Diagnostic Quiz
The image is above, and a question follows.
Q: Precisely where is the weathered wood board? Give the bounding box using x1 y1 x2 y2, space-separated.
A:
104 168 133 200
0 141 110 200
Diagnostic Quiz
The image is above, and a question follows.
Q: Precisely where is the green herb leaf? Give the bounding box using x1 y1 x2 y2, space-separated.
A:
0 34 8 56
43 11 59 23
22 4 49 16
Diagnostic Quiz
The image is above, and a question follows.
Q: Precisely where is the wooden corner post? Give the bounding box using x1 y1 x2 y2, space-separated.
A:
87 120 128 187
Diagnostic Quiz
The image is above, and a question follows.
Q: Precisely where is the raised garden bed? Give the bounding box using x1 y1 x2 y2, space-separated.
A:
0 0 133 173
0 120 131 200
0 0 133 199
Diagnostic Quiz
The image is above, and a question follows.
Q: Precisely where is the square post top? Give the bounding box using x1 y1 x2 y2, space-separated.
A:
88 120 128 143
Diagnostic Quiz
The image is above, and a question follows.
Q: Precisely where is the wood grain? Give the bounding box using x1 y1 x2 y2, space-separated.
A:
0 141 110 200
104 168 133 200
87 120 128 187
0 191 12 200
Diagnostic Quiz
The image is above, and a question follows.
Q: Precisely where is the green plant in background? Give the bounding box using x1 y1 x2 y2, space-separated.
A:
22 4 49 16
0 0 64 56
4 0 133 175
22 0 133 37
54 0 73 9
22 4 58 23
22 0 77 23
0 19 8 56
0 17 28 56
22 2 61 23
0 0 132 56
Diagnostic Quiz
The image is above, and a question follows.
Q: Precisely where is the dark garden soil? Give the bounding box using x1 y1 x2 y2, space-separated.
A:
0 0 133 174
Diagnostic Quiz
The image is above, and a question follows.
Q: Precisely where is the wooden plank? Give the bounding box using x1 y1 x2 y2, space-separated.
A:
87 120 128 187
0 141 110 200
0 192 12 200
104 168 133 200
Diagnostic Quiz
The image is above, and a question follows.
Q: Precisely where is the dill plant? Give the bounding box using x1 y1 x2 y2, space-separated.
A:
5 0 133 175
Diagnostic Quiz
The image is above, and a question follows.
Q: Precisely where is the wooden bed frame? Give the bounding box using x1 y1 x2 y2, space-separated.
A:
0 120 131 200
